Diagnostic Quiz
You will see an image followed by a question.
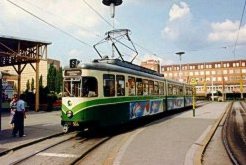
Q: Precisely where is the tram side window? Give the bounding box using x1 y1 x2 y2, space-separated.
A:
149 80 154 95
186 87 192 95
82 77 98 97
128 76 136 96
143 79 149 95
154 81 159 95
103 74 115 97
136 78 143 95
116 75 125 96
159 82 164 95
173 85 177 96
178 86 183 96
168 84 173 96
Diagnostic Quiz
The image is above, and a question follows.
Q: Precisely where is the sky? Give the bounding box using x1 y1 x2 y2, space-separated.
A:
1 0 246 67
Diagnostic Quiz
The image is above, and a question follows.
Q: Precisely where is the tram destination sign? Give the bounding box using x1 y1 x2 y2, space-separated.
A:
64 70 82 76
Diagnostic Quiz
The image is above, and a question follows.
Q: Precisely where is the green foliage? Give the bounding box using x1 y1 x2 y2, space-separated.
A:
47 63 56 92
47 92 58 111
31 77 34 92
55 67 62 93
26 79 30 92
39 75 43 88
39 86 49 104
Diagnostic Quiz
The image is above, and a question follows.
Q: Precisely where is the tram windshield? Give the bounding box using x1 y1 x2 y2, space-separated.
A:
63 77 81 97
63 76 98 97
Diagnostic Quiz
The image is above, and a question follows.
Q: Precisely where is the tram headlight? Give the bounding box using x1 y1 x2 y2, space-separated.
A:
66 110 73 118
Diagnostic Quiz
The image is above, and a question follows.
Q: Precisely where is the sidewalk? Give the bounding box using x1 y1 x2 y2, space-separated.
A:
113 102 230 165
0 111 63 155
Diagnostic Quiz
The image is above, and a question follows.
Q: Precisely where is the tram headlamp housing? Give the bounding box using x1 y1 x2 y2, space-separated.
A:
66 110 73 118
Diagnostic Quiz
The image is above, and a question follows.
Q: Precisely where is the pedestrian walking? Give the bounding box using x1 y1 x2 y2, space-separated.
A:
12 94 26 137
9 94 17 127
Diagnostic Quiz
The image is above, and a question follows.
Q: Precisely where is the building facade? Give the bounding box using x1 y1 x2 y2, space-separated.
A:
0 58 60 94
140 60 160 73
160 59 246 98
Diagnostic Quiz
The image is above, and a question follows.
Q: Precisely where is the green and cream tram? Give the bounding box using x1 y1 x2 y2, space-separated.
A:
61 58 193 132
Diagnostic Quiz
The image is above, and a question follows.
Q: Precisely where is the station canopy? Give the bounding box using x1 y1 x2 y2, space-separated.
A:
0 35 51 112
0 35 51 66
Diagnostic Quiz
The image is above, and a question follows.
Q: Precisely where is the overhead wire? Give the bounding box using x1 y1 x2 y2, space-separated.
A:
82 0 113 28
22 0 103 38
233 0 246 58
6 0 92 48
81 0 162 61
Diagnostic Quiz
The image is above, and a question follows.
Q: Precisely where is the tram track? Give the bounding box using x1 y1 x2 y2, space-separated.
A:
222 101 246 165
0 132 78 164
0 130 112 165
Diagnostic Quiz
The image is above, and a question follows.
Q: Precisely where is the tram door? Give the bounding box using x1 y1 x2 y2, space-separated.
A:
0 72 2 131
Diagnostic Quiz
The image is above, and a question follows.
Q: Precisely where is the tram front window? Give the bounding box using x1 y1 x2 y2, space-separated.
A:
63 78 81 97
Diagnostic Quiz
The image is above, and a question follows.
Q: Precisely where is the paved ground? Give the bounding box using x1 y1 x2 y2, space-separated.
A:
0 102 232 165
0 111 62 155
114 102 231 165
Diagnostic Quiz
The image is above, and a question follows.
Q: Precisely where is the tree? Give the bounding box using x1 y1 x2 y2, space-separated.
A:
26 79 30 92
55 67 62 93
31 77 35 92
39 75 43 88
47 63 56 92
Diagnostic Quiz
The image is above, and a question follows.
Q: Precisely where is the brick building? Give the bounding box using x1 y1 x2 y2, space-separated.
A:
160 59 246 98
140 60 160 73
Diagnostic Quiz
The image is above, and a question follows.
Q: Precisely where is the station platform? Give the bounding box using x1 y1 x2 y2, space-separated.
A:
0 102 231 164
0 111 63 156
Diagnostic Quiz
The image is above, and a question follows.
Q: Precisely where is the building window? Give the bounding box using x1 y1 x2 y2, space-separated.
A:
235 69 240 74
189 72 194 76
212 71 216 75
200 71 204 75
206 71 210 75
242 62 245 67
229 70 233 74
223 70 227 74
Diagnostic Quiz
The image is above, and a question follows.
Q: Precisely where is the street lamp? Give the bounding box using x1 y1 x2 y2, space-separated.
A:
176 51 185 82
102 0 123 18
